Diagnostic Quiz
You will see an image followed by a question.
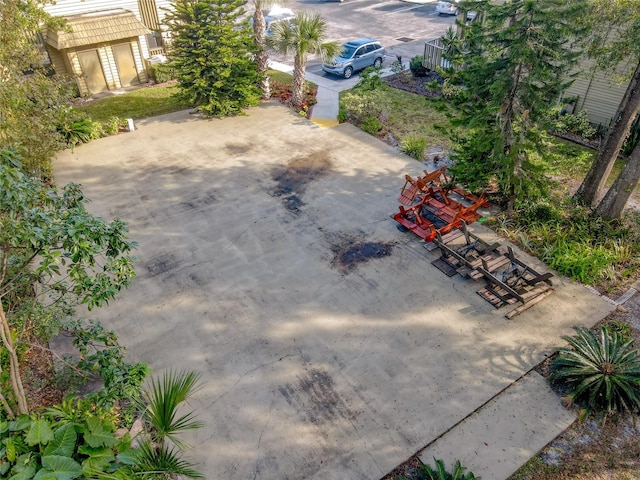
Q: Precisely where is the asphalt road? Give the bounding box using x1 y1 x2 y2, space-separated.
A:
268 0 456 74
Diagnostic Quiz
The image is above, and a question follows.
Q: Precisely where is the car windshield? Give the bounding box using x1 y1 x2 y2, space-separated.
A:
341 45 358 59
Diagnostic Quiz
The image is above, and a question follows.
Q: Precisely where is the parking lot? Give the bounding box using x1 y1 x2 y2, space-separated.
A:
268 0 456 76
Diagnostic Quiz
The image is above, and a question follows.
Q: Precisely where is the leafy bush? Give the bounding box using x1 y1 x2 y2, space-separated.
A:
63 319 149 417
398 458 479 480
96 116 126 137
607 321 634 343
551 326 640 416
541 240 619 283
270 81 318 107
150 62 177 83
500 200 640 287
57 117 95 147
337 108 348 123
550 109 596 139
340 90 385 126
0 410 132 479
355 66 384 91
410 55 428 77
391 59 404 75
401 136 426 160
361 116 383 136
0 371 205 479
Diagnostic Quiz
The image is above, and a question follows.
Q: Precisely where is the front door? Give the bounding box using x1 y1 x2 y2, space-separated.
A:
113 43 141 87
77 50 108 94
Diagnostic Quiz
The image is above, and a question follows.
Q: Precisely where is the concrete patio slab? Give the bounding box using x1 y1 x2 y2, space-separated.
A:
53 103 615 480
419 371 576 479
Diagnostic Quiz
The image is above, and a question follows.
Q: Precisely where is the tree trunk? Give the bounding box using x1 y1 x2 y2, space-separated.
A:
0 302 29 415
594 142 640 220
252 7 270 100
292 54 306 108
575 58 640 208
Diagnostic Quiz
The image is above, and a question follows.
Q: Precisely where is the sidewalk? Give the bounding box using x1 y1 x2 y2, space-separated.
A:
268 37 429 127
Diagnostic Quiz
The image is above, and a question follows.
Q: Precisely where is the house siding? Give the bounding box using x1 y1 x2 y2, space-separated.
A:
43 0 154 58
44 1 142 20
564 58 630 127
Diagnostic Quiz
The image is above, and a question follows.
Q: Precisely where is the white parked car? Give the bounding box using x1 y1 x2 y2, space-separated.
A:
249 6 295 36
435 0 459 15
435 0 478 21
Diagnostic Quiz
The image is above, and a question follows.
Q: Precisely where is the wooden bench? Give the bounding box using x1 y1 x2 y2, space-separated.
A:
475 247 554 317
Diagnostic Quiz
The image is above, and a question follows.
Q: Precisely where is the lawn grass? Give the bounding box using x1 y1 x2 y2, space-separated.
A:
75 83 189 122
340 83 452 150
74 70 314 123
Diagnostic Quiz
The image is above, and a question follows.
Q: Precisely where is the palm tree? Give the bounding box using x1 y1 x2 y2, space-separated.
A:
251 0 282 99
134 370 205 479
267 11 338 108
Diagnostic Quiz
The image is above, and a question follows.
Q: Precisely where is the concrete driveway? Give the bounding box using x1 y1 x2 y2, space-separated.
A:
54 104 614 479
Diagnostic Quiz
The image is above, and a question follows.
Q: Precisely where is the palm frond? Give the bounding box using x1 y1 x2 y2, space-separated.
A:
141 370 204 448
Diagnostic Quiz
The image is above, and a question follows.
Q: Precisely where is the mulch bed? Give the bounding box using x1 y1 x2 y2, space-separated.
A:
383 70 445 98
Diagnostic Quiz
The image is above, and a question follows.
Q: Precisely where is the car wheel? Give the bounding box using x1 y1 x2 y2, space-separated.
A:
344 66 353 79
374 57 383 68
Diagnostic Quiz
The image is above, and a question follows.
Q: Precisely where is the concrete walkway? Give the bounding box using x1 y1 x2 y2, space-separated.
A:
54 104 614 480
270 37 430 128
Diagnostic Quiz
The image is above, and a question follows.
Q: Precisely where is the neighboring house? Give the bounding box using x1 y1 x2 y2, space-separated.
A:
42 0 173 95
562 58 630 128
423 35 632 129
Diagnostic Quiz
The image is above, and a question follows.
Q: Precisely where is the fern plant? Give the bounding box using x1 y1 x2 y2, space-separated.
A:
551 326 640 415
398 458 479 480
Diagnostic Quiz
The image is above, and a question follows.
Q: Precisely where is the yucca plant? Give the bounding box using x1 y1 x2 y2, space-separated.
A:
551 326 640 416
398 458 479 480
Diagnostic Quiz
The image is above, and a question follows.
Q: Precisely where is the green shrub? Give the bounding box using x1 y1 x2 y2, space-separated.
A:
340 90 385 126
551 326 640 416
355 66 384 91
63 319 149 414
361 116 382 136
0 409 131 479
99 116 126 136
398 458 479 480
409 55 428 77
151 62 177 84
57 118 95 147
541 240 619 284
337 108 348 123
607 321 634 343
551 109 596 139
401 136 426 160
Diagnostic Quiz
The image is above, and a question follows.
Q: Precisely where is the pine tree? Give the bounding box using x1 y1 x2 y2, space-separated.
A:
165 0 261 117
447 0 588 216
574 0 640 218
